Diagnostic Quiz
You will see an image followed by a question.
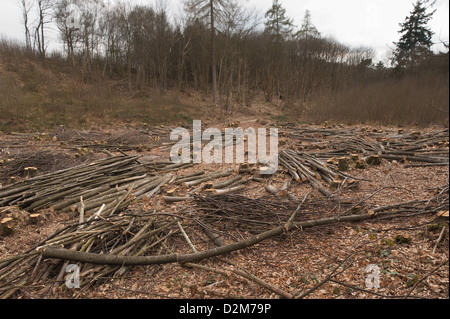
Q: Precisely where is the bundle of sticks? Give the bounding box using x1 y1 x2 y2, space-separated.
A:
0 132 44 149
0 155 172 215
0 208 179 299
193 194 295 233
298 129 448 167
279 150 360 197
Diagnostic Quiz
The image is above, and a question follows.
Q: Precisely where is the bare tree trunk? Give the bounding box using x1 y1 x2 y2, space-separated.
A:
127 50 132 91
19 0 32 51
210 0 219 107
35 0 46 59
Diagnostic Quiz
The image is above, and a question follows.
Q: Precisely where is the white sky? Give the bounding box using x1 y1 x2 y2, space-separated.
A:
0 0 449 62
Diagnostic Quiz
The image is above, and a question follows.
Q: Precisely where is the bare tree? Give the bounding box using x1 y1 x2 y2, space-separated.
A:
33 0 52 58
17 0 33 51
54 0 82 66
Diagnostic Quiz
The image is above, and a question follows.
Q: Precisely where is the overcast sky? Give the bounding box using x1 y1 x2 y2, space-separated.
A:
0 0 449 62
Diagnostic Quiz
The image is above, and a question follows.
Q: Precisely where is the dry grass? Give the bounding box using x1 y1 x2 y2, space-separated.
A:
303 72 449 128
0 39 203 132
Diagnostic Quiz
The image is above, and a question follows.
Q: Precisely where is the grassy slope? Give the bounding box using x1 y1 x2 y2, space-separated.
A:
0 53 213 132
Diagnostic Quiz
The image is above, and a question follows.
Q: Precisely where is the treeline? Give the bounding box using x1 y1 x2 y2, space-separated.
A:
9 0 450 126
16 1 376 102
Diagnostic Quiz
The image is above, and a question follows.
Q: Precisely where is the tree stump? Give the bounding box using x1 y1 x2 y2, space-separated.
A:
24 167 38 179
330 179 342 191
338 158 349 172
365 155 381 166
355 159 367 169
0 218 14 236
166 188 178 197
28 213 42 225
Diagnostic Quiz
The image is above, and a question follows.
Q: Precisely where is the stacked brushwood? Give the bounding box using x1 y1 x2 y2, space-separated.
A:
298 129 449 168
0 208 179 299
193 194 296 234
0 179 447 299
0 149 90 183
279 150 360 197
0 155 172 215
0 132 51 149
376 129 449 167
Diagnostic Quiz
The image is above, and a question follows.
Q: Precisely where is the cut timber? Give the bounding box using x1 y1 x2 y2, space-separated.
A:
437 211 449 218
212 176 242 189
40 210 389 266
404 163 449 168
326 158 338 165
265 184 281 196
265 182 289 197
213 185 245 196
163 196 192 203
381 154 447 164
166 188 178 197
203 183 214 190
174 171 205 184
436 211 449 224
201 188 217 195
183 170 234 187
201 224 225 247
383 161 393 174
141 174 172 202
279 181 289 196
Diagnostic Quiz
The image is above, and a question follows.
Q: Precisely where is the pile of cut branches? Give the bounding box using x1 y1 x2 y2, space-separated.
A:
0 207 179 299
279 150 360 197
53 127 154 152
193 194 296 233
0 149 91 183
292 127 449 168
0 186 447 299
0 155 172 214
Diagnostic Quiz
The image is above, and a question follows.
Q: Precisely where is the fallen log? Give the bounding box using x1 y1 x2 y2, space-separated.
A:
212 176 242 189
213 184 246 196
40 210 405 266
163 196 192 203
380 154 448 164
183 169 234 187
404 163 449 168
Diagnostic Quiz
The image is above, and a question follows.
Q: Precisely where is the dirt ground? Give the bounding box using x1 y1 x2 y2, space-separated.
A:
0 118 448 300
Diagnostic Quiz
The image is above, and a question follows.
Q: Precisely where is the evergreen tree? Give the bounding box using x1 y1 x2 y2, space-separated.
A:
295 10 320 40
264 0 294 42
394 0 436 70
